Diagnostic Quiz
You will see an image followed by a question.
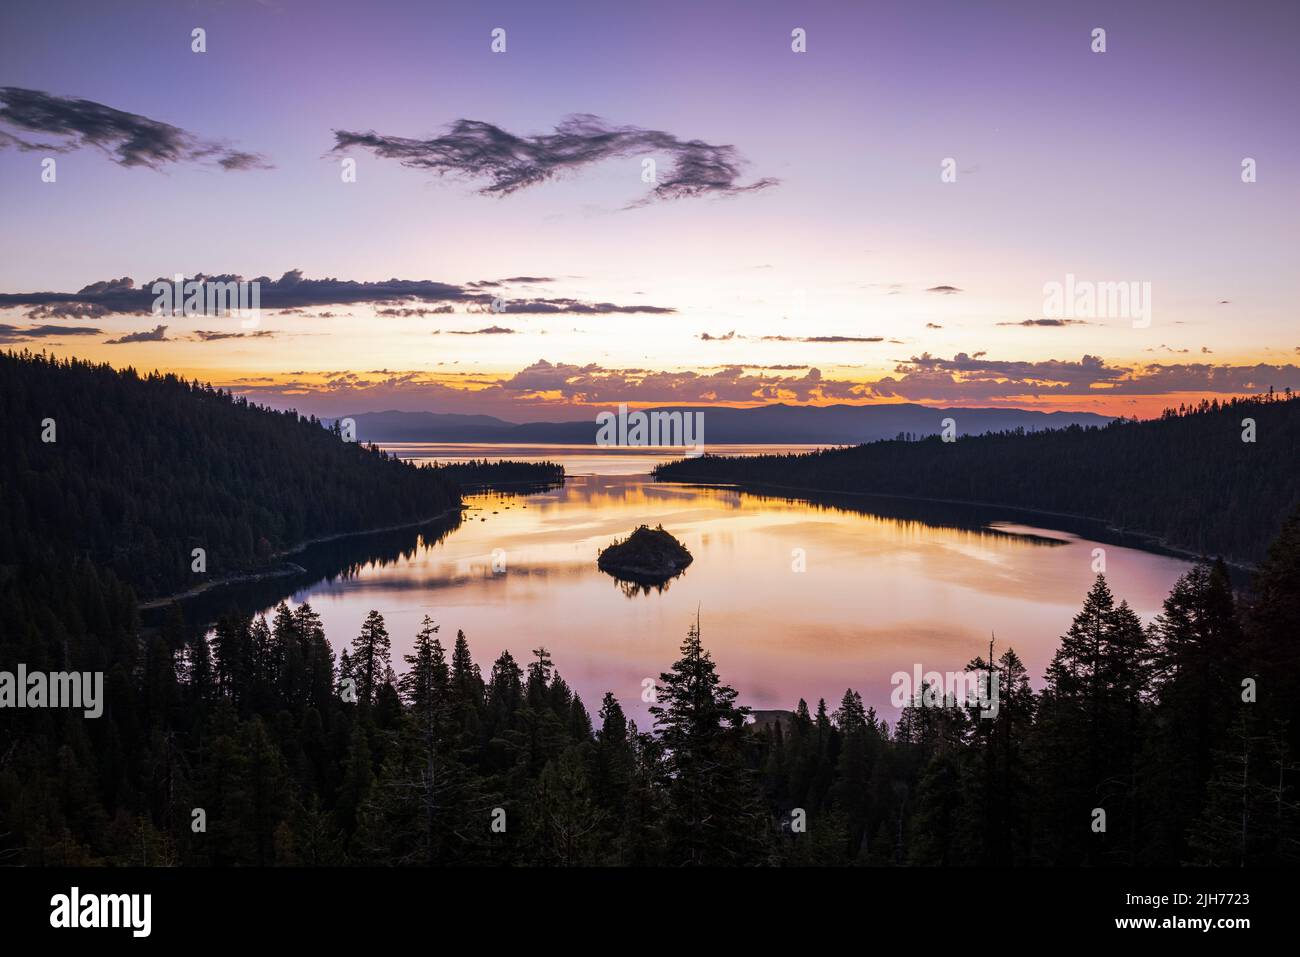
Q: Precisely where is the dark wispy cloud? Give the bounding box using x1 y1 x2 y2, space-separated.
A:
104 324 168 344
331 114 776 204
468 277 556 288
0 87 270 171
435 326 516 335
926 285 963 295
0 322 102 343
192 330 277 342
376 306 456 317
699 332 891 343
24 302 110 320
762 335 889 344
998 318 1092 327
0 269 672 317
468 298 673 315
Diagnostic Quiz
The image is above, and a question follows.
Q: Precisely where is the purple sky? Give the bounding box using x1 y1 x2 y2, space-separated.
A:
2 0 1297 419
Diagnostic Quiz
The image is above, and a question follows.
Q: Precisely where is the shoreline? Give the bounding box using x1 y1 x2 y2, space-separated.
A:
138 506 463 610
655 476 1259 573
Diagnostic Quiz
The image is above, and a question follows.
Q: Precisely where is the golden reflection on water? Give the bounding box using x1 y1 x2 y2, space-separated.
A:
278 473 1193 725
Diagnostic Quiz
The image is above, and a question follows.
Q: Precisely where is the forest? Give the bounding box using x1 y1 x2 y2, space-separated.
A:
0 351 557 600
1 508 1297 866
654 391 1300 566
2 348 1298 866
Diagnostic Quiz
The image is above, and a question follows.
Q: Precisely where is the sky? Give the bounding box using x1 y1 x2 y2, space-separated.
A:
1 0 1297 421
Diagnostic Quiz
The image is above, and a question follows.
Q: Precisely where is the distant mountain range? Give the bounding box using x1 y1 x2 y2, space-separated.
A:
332 404 1113 445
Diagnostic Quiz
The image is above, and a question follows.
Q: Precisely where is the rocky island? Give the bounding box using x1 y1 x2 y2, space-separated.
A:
597 524 693 586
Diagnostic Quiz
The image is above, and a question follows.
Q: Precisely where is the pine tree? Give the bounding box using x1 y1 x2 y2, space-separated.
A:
270 601 300 707
1187 711 1300 865
185 629 215 704
450 629 481 703
592 692 634 832
211 611 250 706
295 602 334 712
399 616 449 715
350 610 392 708
1036 575 1153 864
1245 505 1300 755
831 689 873 861
1147 561 1244 859
649 620 768 865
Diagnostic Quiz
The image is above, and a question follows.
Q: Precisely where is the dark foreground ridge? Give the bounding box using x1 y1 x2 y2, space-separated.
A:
1 507 1298 865
597 524 694 584
654 392 1300 566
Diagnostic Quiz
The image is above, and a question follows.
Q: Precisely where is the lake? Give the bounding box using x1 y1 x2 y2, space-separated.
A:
383 441 835 476
181 444 1195 726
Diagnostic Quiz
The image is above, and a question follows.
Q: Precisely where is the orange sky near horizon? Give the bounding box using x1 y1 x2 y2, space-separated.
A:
16 341 1284 424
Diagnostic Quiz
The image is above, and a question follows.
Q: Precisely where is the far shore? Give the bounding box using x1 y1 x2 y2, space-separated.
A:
654 476 1259 573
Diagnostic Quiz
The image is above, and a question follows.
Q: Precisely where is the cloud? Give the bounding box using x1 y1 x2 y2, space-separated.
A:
493 359 860 405
24 302 109 320
469 298 674 315
192 330 277 341
0 322 102 343
376 306 456 317
0 270 672 317
866 352 1300 402
925 322 943 329
435 326 516 335
104 324 168 344
997 319 1092 327
761 335 886 343
331 114 776 204
468 277 556 288
699 332 888 343
0 87 270 171
221 352 1300 420
926 285 963 295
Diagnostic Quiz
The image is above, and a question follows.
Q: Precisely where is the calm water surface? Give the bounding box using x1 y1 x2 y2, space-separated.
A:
215 444 1194 726
386 441 835 475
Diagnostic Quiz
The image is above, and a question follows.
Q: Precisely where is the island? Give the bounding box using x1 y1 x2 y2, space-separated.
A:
597 524 694 586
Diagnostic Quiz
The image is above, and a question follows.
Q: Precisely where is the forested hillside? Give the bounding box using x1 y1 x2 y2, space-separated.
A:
654 393 1300 565
3 350 1297 868
0 351 467 599
2 508 1298 866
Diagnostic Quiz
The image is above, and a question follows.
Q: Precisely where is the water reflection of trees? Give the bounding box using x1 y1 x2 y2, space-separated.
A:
608 568 686 598
672 483 1083 548
146 512 462 627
